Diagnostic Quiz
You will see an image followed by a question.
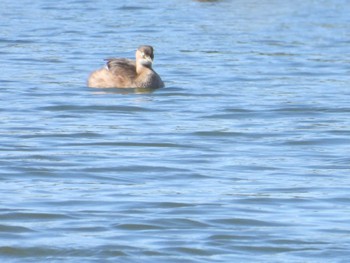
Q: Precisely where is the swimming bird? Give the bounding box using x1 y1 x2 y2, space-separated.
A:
87 45 164 89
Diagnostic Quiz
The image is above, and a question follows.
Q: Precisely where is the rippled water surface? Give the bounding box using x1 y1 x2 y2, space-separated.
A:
1 0 350 262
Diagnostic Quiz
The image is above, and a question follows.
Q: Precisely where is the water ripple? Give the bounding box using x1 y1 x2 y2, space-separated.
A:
1 0 350 262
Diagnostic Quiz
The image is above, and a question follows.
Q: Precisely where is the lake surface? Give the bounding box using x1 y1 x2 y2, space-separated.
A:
1 0 350 262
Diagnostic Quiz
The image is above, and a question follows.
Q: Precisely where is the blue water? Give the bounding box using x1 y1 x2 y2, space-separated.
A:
1 0 350 262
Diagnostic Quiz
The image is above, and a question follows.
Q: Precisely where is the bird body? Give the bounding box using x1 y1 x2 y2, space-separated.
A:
87 46 164 89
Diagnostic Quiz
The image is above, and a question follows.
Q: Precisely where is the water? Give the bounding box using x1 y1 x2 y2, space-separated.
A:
1 0 350 262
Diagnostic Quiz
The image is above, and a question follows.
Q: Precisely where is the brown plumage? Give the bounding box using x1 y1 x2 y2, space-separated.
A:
87 45 164 89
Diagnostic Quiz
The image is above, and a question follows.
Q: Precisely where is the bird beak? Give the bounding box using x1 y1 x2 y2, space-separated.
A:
145 55 153 63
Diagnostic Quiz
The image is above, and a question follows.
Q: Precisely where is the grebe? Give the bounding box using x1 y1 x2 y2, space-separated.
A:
87 45 164 89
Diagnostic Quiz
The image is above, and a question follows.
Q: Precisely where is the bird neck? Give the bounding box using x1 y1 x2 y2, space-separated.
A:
136 62 152 75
